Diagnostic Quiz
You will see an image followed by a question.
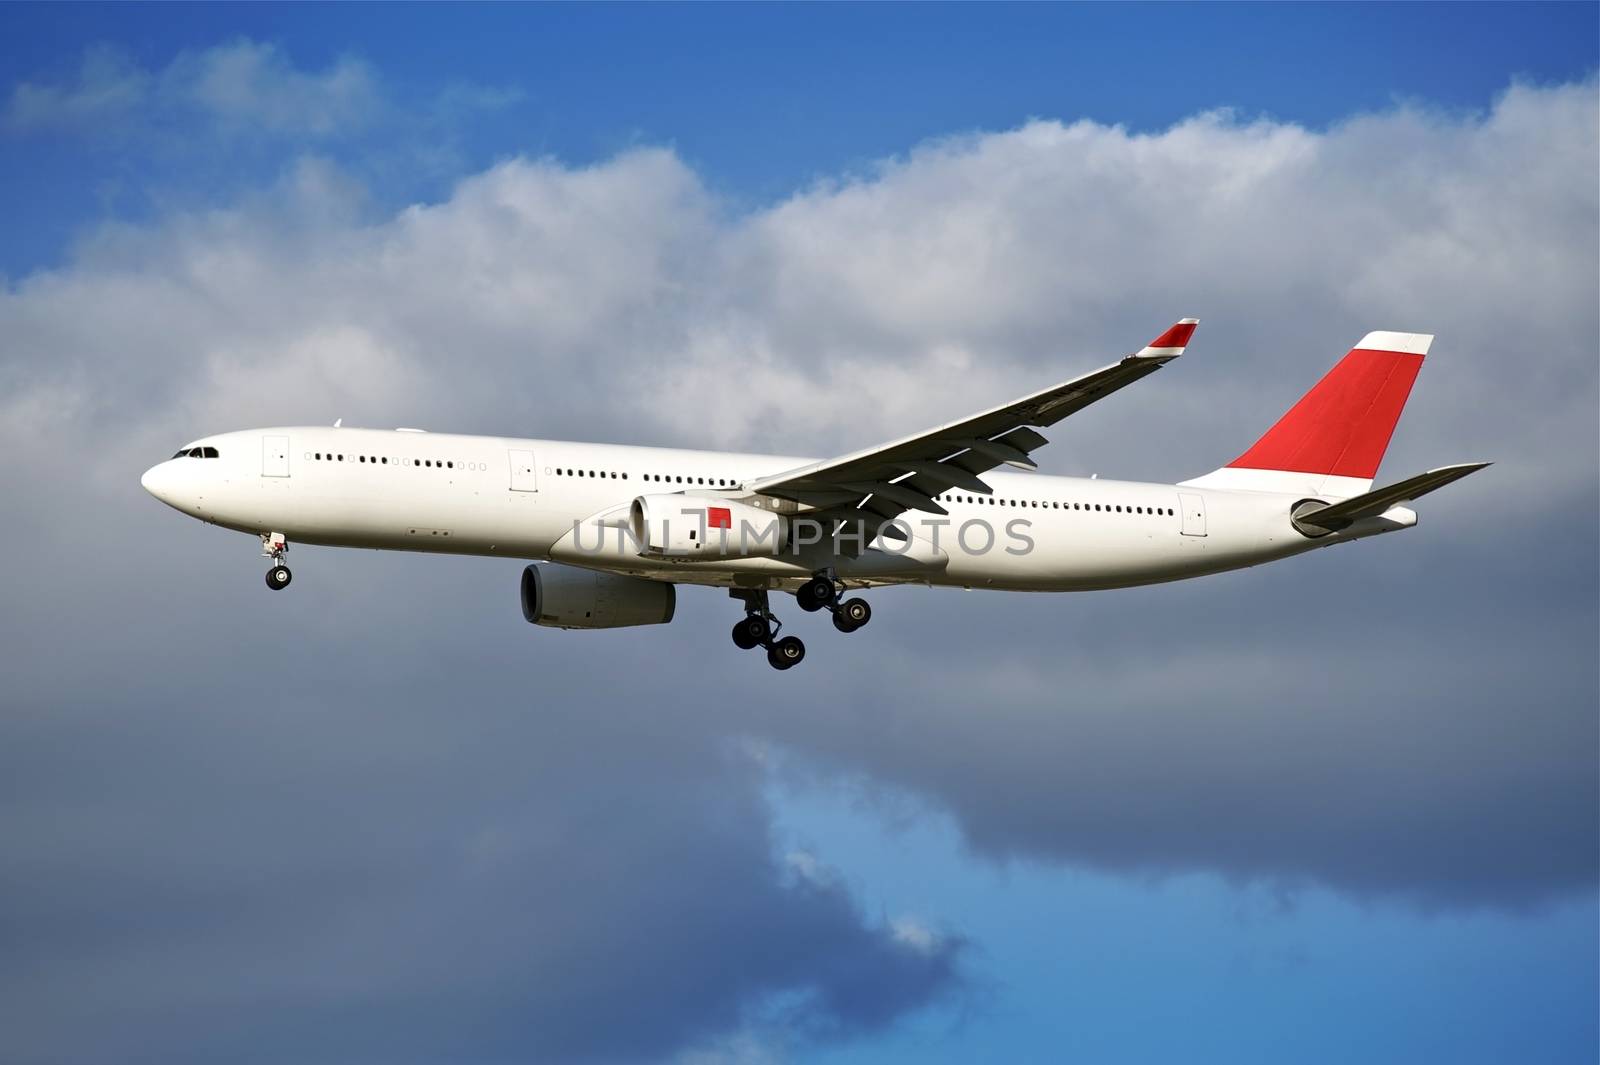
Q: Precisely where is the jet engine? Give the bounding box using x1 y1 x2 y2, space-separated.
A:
628 495 789 559
520 563 676 629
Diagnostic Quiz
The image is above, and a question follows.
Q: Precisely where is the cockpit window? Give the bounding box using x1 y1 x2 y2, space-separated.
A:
202 446 219 458
171 446 221 459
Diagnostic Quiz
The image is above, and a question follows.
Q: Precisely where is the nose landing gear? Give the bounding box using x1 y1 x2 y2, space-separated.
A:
262 532 292 591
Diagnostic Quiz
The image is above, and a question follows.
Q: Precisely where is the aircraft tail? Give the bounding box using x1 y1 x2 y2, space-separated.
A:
1181 330 1432 498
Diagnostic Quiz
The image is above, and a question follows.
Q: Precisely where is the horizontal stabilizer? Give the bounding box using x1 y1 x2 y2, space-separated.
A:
1292 462 1491 535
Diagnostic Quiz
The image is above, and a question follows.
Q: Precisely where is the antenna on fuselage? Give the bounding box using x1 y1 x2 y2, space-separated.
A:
333 418 342 428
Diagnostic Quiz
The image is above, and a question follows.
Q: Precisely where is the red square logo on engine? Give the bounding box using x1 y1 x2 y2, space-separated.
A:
707 507 732 529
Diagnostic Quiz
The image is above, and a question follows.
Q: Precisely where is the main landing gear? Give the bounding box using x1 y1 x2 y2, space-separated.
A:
795 573 872 634
262 532 292 591
730 573 873 670
730 589 806 670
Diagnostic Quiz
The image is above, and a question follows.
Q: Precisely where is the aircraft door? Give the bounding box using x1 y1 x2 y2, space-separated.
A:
1178 492 1207 536
509 449 538 492
262 435 290 478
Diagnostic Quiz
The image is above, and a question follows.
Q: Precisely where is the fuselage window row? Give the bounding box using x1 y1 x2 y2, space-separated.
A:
553 469 630 480
936 492 1173 517
306 452 480 471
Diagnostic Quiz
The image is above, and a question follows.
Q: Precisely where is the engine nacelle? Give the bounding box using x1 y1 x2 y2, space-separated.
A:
628 494 789 559
520 564 675 629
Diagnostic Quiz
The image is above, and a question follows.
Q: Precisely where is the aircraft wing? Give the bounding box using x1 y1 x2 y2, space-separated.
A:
745 320 1198 531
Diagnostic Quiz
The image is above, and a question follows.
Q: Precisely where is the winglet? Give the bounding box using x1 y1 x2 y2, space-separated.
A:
1137 319 1199 358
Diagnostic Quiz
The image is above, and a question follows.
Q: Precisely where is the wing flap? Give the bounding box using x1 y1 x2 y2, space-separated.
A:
893 460 994 494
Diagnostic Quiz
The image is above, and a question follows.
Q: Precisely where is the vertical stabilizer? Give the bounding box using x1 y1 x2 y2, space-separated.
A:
1181 331 1431 498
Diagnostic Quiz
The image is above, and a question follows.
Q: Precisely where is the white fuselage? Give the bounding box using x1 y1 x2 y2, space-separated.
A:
140 426 1413 593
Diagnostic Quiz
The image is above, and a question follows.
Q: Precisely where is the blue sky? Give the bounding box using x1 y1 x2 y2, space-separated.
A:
1 5 1595 1065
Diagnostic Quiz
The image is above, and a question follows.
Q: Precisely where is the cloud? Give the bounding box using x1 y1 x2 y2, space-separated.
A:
889 917 943 955
163 39 381 136
3 43 151 131
4 40 516 140
0 76 1594 1061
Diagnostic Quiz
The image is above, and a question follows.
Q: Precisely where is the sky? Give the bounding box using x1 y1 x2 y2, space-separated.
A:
0 4 1595 1064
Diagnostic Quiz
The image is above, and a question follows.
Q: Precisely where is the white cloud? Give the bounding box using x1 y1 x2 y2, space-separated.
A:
4 44 150 131
4 40 417 138
889 916 941 955
784 849 833 888
163 39 380 136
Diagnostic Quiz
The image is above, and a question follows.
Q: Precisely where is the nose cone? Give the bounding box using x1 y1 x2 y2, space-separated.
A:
141 461 178 506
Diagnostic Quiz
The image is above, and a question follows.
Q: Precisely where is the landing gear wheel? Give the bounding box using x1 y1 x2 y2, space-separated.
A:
732 615 770 650
837 598 870 629
767 635 806 670
797 576 836 612
266 565 292 590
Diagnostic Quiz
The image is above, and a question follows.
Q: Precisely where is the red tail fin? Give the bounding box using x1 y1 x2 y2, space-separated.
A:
1181 331 1433 497
1228 331 1431 481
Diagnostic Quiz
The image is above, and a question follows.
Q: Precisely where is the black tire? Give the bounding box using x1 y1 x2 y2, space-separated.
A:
797 576 834 612
266 565 292 590
732 616 768 650
767 635 805 670
839 598 871 627
832 612 857 633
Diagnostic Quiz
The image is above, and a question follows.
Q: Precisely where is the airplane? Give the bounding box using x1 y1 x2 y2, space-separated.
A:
141 321 1488 670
